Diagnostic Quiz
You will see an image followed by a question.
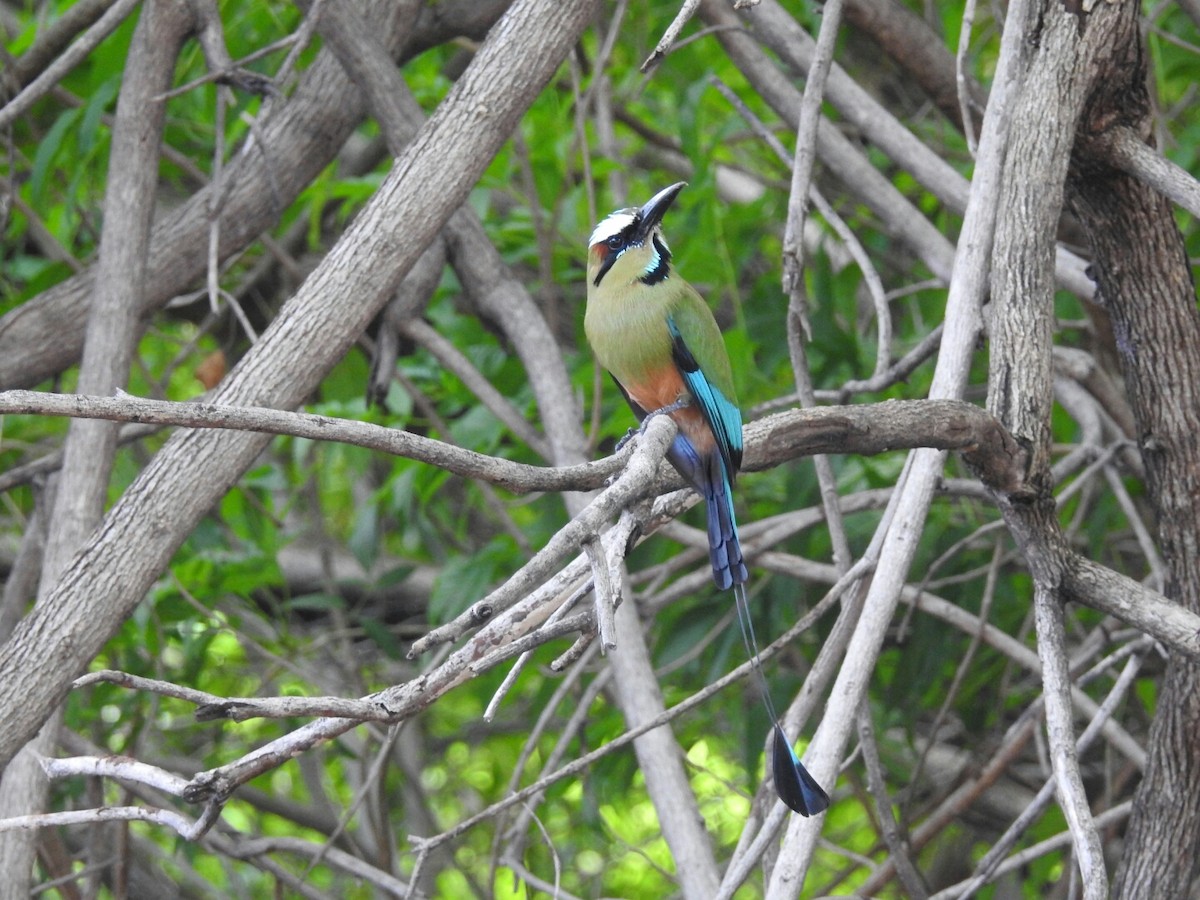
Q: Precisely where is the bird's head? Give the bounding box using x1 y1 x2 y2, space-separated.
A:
587 181 686 292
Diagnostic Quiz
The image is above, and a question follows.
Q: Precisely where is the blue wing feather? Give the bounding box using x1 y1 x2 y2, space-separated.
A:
666 316 743 479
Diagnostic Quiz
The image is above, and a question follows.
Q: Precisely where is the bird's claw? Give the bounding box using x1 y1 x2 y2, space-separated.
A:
615 398 689 453
614 426 640 452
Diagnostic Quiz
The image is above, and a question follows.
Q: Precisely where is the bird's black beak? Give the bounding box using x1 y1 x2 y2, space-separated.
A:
634 182 686 243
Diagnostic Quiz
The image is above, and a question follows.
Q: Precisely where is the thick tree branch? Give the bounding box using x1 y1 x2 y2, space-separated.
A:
1068 4 1200 893
0 0 513 391
1103 125 1200 220
982 3 1134 891
0 0 602 774
6 389 1197 662
0 3 198 892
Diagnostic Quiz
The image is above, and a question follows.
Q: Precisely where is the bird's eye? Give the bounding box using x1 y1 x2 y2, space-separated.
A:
606 234 624 251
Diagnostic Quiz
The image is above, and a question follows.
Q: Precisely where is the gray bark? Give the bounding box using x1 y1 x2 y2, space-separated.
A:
0 3 195 894
0 0 600 774
1064 8 1200 895
0 0 511 391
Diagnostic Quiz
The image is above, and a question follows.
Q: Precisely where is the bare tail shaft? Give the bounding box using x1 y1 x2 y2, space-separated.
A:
733 582 830 816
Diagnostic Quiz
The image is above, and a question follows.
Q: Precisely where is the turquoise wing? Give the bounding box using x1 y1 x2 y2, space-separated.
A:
666 314 743 478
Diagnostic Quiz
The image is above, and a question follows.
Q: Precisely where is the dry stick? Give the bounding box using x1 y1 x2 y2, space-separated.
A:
820 324 944 403
35 739 411 899
1033 588 1108 897
780 0 844 313
492 649 607 858
955 0 981 156
493 663 611 884
582 537 618 651
572 0 631 228
0 0 140 130
408 566 855 864
907 537 1005 798
778 0 854 593
857 709 1044 896
1101 465 1166 589
956 803 1132 894
908 589 1145 769
859 634 1147 898
227 836 408 898
482 577 592 721
0 390 623 495
298 724 405 890
153 33 298 101
739 0 1097 301
642 0 701 72
710 77 895 395
897 517 1007 639
206 85 228 316
855 703 928 899
811 186 893 381
498 854 576 900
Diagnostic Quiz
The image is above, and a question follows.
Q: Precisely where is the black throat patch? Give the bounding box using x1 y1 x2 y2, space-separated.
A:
639 234 672 285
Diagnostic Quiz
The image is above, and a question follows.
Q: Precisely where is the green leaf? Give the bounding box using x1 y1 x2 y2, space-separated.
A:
30 108 81 205
78 77 119 158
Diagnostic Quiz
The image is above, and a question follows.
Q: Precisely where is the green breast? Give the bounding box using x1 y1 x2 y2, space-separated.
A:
585 276 736 402
585 281 675 386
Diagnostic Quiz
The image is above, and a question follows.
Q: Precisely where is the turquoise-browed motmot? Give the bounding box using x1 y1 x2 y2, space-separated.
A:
584 182 830 816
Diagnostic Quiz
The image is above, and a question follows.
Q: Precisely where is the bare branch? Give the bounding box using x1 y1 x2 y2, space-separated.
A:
1104 125 1200 219
0 0 140 130
1033 589 1108 897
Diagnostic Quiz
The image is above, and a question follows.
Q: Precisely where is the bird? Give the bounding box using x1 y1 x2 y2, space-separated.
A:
583 181 830 817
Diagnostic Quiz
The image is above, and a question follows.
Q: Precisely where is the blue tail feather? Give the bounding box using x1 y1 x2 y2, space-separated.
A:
771 721 831 816
667 435 747 589
734 578 830 817
665 431 829 815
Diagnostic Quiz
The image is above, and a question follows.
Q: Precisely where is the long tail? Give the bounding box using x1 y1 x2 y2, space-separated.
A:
732 581 830 816
703 467 830 816
700 457 748 591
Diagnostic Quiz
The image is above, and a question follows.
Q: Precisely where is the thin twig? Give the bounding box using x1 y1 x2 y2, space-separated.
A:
955 0 980 154
856 702 928 898
0 0 141 131
641 0 701 73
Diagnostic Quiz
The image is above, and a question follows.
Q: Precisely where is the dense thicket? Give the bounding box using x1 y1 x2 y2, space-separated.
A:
2 1 1199 896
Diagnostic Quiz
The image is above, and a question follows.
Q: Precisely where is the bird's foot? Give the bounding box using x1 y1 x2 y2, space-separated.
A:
613 426 640 453
614 398 690 452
